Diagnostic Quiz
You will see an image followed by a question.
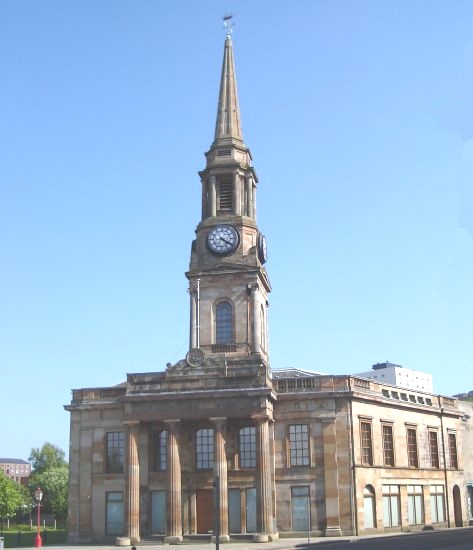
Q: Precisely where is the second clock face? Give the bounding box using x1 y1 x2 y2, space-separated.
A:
207 225 240 255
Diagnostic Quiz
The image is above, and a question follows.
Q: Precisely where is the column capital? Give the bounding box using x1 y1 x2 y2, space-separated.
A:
163 419 181 427
210 416 227 428
123 420 140 428
251 413 273 424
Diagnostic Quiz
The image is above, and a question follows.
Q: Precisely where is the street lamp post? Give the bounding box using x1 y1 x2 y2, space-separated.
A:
34 487 43 548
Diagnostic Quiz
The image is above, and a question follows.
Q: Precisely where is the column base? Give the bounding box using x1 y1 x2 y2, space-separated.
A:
164 535 182 544
211 535 230 543
115 537 131 546
325 526 342 537
253 533 269 542
269 532 279 541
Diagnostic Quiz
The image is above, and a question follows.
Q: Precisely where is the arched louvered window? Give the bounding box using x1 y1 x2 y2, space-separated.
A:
216 301 233 344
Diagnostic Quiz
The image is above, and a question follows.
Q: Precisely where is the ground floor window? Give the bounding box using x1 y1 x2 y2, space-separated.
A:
291 486 310 531
468 485 473 521
246 488 256 533
430 485 445 523
382 485 400 527
363 485 376 529
407 485 424 525
106 492 124 535
228 489 241 533
151 490 166 534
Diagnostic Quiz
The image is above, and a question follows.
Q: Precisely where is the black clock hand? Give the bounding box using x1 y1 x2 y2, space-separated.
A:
221 236 231 244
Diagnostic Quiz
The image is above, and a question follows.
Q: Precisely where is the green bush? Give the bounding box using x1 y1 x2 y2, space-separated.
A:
0 529 67 548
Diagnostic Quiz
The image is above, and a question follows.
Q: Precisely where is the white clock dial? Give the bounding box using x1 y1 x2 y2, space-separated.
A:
207 225 240 255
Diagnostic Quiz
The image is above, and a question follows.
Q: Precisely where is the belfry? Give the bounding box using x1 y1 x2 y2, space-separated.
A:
65 28 470 544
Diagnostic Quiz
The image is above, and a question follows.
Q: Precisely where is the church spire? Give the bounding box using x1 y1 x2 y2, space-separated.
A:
213 32 244 147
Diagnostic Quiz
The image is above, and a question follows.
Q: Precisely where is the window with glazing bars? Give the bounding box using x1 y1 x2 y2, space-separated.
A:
106 432 125 473
449 433 458 469
407 428 419 468
429 431 440 468
216 301 233 344
196 428 214 469
239 427 256 468
360 421 373 465
289 424 309 466
153 430 167 471
382 424 394 466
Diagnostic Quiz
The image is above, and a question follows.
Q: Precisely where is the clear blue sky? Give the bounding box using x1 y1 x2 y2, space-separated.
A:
1 1 472 461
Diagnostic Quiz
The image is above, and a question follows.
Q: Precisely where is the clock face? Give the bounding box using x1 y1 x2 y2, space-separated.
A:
207 225 240 255
257 233 268 264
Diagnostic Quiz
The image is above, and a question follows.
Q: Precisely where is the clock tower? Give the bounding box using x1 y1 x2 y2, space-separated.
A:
187 31 271 366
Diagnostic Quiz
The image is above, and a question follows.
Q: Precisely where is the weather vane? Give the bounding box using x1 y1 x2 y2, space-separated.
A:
223 13 234 36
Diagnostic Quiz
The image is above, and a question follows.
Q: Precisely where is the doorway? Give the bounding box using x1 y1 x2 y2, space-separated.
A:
196 489 214 534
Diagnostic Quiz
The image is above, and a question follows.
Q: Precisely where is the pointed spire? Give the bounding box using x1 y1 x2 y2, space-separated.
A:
213 33 244 146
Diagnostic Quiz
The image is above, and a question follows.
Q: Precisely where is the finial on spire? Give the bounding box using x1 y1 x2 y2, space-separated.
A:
223 14 234 37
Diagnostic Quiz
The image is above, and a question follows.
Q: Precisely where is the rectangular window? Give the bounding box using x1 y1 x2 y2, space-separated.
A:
407 427 418 468
218 177 233 212
239 427 256 468
106 492 124 535
382 424 395 466
152 430 167 471
429 431 440 469
449 433 458 469
196 428 214 470
382 485 400 527
289 424 309 466
291 486 310 531
106 432 125 473
430 485 445 523
407 485 424 525
360 421 373 466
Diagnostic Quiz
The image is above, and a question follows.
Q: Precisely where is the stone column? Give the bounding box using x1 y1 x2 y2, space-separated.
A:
245 177 253 218
164 420 182 544
234 173 242 215
252 181 257 221
251 285 261 353
210 176 217 217
125 421 140 543
322 417 342 536
254 416 276 542
211 417 230 542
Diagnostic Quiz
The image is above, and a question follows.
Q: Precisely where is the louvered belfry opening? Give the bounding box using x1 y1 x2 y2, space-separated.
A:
218 176 233 213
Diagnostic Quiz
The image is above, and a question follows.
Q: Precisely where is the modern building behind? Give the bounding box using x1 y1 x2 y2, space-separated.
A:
0 458 31 484
65 31 471 544
355 362 433 393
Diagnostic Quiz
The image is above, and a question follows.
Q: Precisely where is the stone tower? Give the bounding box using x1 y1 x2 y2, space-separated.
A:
186 32 271 367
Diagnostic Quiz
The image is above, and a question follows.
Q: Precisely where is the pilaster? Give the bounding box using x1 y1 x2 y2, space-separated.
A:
321 417 342 537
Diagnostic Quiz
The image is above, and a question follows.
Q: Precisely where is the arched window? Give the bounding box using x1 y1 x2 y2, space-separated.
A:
216 301 233 344
363 485 376 529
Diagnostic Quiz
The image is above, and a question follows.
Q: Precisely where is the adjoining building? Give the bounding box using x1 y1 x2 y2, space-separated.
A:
0 458 31 484
65 32 470 544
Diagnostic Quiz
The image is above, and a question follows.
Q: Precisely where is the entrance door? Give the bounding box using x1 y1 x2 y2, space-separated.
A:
151 490 166 534
196 489 214 534
453 485 463 527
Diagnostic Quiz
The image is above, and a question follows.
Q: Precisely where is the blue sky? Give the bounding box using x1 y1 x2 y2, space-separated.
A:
1 1 472 461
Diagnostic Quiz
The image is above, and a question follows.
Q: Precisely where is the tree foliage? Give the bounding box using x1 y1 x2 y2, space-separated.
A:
0 471 28 524
29 442 67 475
29 443 69 523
